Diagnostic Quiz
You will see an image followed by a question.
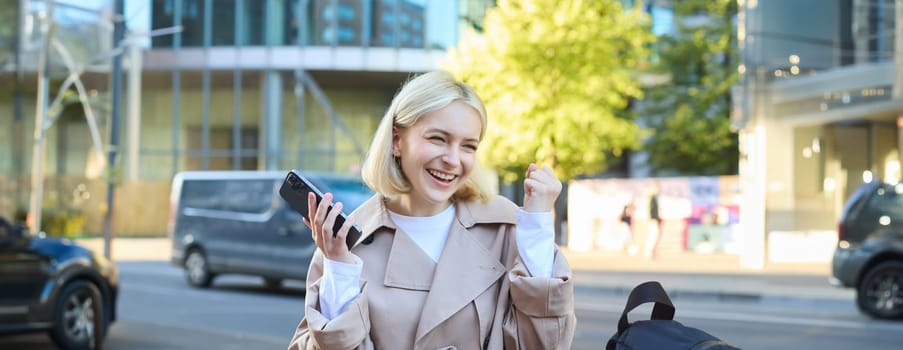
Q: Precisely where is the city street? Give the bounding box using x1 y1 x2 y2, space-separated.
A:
2 260 901 349
3 0 903 349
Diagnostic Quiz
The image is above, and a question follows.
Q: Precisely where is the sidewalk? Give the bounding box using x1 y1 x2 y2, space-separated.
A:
562 248 831 275
74 237 852 302
563 248 852 302
76 237 172 262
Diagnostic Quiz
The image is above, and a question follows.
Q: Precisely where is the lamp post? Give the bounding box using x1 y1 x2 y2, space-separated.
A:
26 0 179 259
28 0 54 234
101 0 125 259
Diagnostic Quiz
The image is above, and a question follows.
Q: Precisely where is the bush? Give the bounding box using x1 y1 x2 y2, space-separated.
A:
41 208 86 238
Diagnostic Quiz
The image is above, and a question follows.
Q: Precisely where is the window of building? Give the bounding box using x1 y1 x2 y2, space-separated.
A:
186 126 258 171
381 12 395 25
380 32 394 45
211 0 236 46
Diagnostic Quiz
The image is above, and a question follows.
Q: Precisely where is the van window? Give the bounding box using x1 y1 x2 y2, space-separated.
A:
181 179 276 214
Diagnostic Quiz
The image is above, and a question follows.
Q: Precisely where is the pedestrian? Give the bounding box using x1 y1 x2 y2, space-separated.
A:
643 182 662 259
287 71 576 350
619 199 639 255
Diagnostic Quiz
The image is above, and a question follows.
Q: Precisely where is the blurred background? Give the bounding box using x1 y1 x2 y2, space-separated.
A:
2 0 903 349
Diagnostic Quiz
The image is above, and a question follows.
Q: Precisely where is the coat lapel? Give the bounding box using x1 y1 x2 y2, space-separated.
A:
353 196 437 290
414 208 507 343
353 194 519 345
383 227 437 290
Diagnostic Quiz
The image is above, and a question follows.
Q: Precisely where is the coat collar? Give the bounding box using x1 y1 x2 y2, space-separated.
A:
352 194 518 244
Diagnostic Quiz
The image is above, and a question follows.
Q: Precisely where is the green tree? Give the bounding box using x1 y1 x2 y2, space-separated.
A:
641 0 739 175
0 2 19 94
444 0 653 182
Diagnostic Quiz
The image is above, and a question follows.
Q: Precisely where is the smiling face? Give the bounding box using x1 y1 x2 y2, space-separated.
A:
390 100 483 216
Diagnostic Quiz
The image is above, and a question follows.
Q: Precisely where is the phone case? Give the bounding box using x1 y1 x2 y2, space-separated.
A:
279 170 362 251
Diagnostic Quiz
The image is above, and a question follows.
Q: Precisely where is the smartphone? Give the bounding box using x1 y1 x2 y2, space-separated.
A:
279 170 362 251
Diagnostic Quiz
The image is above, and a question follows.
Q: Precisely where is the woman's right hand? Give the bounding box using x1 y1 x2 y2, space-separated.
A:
302 192 358 264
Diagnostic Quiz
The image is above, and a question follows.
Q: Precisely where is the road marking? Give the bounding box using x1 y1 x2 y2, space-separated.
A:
121 282 231 300
118 318 288 345
120 282 305 310
577 302 903 332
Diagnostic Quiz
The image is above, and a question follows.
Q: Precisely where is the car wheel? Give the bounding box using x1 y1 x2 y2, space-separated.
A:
857 261 903 319
185 249 214 288
49 280 105 350
263 277 283 289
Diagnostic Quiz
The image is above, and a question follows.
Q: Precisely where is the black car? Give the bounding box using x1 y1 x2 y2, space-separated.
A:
0 216 119 349
831 181 903 319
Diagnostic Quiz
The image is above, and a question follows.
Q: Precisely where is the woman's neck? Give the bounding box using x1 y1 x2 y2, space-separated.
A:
385 195 452 217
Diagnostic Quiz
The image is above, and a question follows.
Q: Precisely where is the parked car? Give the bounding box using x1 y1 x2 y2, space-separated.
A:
0 216 119 349
831 181 903 319
169 170 373 289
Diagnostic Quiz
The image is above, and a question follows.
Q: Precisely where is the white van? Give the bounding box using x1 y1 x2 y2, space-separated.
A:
168 171 372 288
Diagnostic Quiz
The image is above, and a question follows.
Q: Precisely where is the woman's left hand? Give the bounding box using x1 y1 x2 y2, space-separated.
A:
523 163 562 212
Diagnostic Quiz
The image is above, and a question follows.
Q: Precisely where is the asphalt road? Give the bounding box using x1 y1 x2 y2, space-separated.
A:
2 261 902 349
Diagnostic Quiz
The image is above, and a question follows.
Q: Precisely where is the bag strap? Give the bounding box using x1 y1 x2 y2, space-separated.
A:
617 281 676 333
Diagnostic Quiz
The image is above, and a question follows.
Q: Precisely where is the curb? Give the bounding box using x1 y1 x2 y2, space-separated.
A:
575 284 764 303
574 284 855 305
569 267 854 303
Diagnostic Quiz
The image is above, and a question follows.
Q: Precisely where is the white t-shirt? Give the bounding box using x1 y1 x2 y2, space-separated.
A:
387 204 456 262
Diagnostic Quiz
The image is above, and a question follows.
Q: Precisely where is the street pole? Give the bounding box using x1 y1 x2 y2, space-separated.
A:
13 0 26 214
28 1 55 234
126 38 142 181
895 0 903 173
103 0 125 259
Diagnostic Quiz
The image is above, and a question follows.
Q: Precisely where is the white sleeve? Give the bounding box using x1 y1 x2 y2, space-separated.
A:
515 209 555 278
319 254 363 320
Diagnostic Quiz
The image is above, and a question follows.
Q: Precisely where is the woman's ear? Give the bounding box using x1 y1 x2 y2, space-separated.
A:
392 126 401 157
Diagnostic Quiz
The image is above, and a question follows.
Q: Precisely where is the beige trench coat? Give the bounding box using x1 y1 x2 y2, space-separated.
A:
287 195 576 350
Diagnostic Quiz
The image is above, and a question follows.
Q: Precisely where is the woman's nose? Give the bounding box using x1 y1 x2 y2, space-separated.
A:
441 147 460 164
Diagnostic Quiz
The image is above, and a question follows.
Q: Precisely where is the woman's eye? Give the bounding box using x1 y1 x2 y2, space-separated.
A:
428 136 445 143
464 144 478 151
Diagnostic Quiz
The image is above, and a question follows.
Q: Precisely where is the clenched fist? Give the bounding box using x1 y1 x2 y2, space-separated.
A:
522 163 562 213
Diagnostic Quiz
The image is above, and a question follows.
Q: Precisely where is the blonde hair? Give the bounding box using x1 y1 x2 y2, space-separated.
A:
361 71 492 202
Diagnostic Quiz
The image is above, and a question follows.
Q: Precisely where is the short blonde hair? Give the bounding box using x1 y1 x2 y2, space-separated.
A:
362 71 492 202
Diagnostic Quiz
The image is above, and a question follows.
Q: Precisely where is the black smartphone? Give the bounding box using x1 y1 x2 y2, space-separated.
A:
279 170 362 251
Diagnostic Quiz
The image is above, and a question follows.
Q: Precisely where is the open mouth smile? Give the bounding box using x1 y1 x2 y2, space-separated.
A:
427 169 457 183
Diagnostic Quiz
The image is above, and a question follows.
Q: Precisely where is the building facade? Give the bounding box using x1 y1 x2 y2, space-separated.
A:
735 0 901 266
0 0 495 235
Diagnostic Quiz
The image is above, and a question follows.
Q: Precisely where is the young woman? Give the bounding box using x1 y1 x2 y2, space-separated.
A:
288 71 576 350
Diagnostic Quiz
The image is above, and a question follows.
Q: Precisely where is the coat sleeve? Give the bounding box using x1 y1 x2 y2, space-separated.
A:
502 247 576 350
288 250 375 350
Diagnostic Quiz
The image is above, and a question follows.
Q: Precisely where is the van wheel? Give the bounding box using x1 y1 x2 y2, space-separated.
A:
857 261 903 319
185 249 214 288
49 280 105 350
263 278 283 289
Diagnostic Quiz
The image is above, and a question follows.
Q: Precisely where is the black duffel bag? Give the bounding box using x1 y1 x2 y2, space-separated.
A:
606 281 740 350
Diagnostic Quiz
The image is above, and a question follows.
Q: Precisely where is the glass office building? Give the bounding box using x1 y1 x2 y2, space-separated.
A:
0 0 495 234
734 0 901 266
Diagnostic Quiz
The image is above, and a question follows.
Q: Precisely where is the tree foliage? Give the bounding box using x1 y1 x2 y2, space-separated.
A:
641 0 739 175
0 3 15 52
444 0 653 182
